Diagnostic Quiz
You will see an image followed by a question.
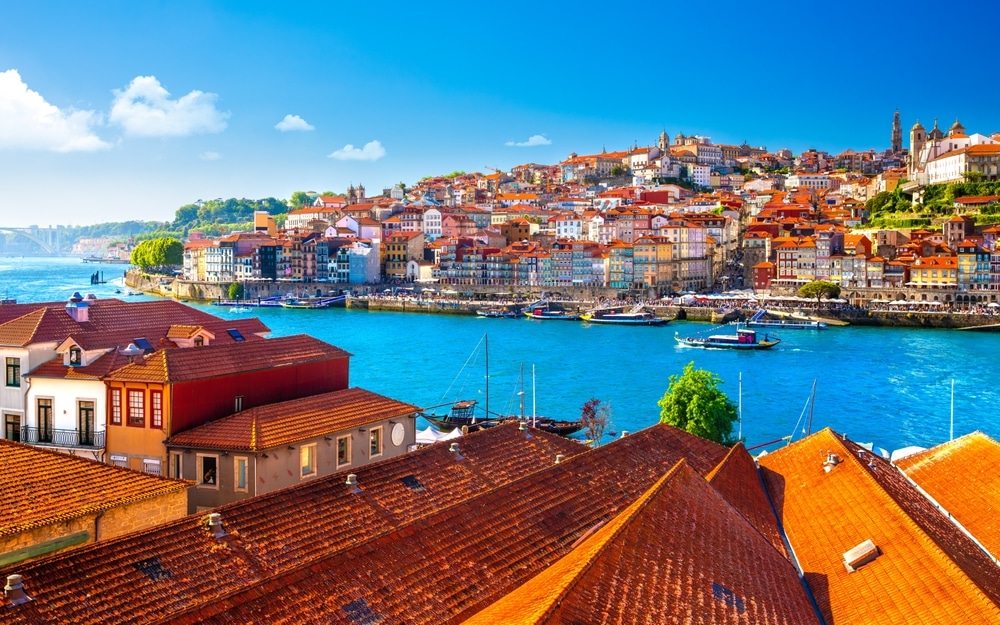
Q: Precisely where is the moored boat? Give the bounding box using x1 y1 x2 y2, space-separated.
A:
523 300 579 321
581 303 667 326
675 327 780 350
746 308 826 330
476 306 519 318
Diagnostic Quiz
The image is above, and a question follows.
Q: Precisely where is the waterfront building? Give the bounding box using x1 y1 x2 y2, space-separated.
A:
907 255 958 293
633 235 674 292
607 240 635 289
165 387 418 513
956 239 991 294
383 231 424 280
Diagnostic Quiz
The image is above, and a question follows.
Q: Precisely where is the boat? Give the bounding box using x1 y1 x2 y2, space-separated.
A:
581 303 667 326
484 363 584 437
476 306 519 318
523 300 579 321
279 295 347 309
746 308 826 330
229 305 251 313
674 327 780 350
420 334 502 432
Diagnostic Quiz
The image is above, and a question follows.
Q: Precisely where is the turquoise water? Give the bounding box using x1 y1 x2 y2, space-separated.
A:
4 257 999 452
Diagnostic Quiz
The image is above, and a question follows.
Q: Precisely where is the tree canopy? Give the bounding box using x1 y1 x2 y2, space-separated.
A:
130 237 183 272
658 362 738 446
799 280 841 303
172 197 288 233
580 398 612 446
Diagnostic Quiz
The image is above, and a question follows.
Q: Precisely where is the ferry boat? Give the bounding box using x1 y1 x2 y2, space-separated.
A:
581 303 667 326
746 308 826 330
675 327 780 350
476 306 519 318
523 300 579 321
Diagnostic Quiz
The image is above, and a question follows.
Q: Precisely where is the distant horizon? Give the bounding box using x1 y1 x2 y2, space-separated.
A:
1 0 995 228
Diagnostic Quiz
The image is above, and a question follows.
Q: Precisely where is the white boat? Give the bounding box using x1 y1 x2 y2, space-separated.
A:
746 309 825 330
581 303 667 326
675 327 780 350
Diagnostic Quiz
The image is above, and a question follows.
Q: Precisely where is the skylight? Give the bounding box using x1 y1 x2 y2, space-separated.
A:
226 328 245 342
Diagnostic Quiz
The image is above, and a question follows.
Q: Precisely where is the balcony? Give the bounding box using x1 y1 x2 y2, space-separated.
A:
19 427 105 449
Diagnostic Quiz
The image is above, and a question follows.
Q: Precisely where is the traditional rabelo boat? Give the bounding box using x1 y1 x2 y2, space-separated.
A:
581 303 667 326
674 327 780 350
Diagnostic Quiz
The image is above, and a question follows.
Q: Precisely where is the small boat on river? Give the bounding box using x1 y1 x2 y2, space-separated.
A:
746 308 826 330
524 300 579 321
675 327 780 350
581 303 667 326
476 306 519 318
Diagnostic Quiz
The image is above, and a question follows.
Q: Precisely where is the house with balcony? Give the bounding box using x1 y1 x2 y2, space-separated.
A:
165 387 418 512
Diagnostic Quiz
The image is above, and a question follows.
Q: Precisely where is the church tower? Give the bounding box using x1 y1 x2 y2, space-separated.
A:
658 130 669 151
357 183 365 202
891 110 902 153
908 120 926 177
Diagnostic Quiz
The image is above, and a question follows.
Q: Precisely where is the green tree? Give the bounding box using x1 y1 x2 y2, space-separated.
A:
658 362 738 445
289 191 312 209
227 282 245 300
799 279 841 304
611 165 624 176
130 237 183 272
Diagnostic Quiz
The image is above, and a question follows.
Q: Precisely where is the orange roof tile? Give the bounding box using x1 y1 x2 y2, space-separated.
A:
894 431 1000 559
0 439 188 539
105 334 350 384
759 428 1000 624
464 459 818 625
167 387 418 450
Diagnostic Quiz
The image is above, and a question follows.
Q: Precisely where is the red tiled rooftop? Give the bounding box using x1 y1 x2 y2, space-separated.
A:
0 440 188 539
167 387 419 450
464 460 818 625
105 334 350 383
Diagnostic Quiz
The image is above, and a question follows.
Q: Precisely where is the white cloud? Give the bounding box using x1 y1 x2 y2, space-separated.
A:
109 75 229 137
0 69 109 152
199 151 221 161
275 114 314 132
505 134 551 147
328 140 386 161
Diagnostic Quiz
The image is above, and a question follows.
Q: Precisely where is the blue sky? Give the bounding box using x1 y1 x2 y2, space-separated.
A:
0 0 995 227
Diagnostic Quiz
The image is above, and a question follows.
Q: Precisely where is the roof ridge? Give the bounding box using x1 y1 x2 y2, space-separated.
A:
705 441 745 482
826 431 1000 613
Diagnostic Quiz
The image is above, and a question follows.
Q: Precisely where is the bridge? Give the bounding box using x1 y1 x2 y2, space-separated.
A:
0 226 62 255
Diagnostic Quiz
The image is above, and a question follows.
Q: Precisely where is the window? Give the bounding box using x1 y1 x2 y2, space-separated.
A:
109 455 128 468
110 388 122 425
337 435 351 468
234 395 243 412
143 458 161 476
194 336 205 347
150 390 163 428
78 401 95 446
300 444 317 478
127 390 145 426
234 456 248 492
197 454 219 489
369 426 383 458
4 413 21 442
69 346 82 366
169 452 182 479
5 358 20 387
37 398 53 442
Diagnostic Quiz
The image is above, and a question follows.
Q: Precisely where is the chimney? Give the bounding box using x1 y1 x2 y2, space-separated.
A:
65 292 89 323
823 451 841 473
449 442 464 461
345 473 361 493
208 513 226 538
555 454 565 464
4 574 31 606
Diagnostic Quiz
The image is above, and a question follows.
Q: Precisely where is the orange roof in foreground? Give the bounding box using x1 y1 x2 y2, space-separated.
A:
894 431 1000 559
0 440 188 538
758 428 1000 624
463 459 819 625
167 387 419 450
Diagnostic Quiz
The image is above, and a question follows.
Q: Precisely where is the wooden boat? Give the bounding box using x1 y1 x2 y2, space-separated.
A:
746 309 825 330
675 327 780 350
476 306 519 318
421 399 502 432
581 303 667 326
523 300 579 321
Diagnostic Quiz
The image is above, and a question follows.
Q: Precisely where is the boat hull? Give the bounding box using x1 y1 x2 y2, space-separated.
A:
582 315 667 326
674 336 780 350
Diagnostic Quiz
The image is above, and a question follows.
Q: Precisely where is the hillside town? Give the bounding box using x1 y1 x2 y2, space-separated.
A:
173 114 1000 309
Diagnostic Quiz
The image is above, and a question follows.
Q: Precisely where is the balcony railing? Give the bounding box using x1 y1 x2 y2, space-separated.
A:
19 427 105 449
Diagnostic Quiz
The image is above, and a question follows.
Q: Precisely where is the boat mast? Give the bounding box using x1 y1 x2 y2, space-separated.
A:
805 379 817 436
483 334 489 424
532 364 537 427
518 363 525 420
738 372 743 441
950 378 955 441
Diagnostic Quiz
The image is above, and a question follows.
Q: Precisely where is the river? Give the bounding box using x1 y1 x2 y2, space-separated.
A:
3 257 998 452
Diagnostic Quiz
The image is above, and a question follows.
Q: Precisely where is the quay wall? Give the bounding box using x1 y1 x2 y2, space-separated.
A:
126 272 1000 329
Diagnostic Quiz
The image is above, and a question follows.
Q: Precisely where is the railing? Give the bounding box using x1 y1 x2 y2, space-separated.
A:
18 427 105 449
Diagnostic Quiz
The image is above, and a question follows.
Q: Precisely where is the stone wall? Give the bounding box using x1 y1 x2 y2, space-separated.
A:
99 488 190 541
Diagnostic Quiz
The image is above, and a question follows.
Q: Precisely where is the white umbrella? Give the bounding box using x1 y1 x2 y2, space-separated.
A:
988 302 1000 308
415 426 446 445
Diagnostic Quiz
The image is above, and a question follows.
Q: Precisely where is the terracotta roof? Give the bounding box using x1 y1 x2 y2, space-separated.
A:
59 317 268 352
706 443 787 556
170 424 729 623
0 439 188 539
758 428 1000 624
0 423 585 624
104 334 350 384
464 460 819 625
167 387 418 450
894 431 1000 560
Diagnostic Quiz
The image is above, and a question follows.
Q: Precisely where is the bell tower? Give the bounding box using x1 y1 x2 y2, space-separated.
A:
891 110 902 153
908 120 926 177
